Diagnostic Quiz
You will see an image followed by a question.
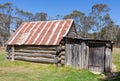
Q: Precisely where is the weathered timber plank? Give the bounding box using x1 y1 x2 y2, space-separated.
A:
61 59 65 64
14 56 57 64
58 51 65 56
85 44 89 69
81 42 86 69
11 46 15 61
72 44 79 67
15 50 56 54
101 47 105 72
61 55 65 60
105 46 112 72
61 46 65 51
65 43 72 65
78 44 82 68
15 52 56 58
15 46 57 50
60 51 65 55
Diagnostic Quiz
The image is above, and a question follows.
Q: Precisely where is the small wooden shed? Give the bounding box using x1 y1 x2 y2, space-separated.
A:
65 37 113 72
6 19 113 72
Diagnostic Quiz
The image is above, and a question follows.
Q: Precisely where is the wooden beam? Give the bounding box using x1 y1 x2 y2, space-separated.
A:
15 52 56 58
11 46 15 61
15 46 57 50
14 56 57 64
61 55 65 60
15 50 56 54
105 44 112 72
85 43 89 69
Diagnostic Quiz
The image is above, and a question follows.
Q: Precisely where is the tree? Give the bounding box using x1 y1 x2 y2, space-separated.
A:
63 10 93 38
15 8 34 29
0 2 49 46
117 28 120 41
0 2 14 46
90 4 111 39
100 17 119 41
33 12 47 21
16 8 34 22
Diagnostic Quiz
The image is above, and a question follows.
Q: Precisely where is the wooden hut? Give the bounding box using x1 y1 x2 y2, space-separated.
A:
6 19 113 72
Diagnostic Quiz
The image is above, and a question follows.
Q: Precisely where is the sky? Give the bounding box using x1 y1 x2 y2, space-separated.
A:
0 0 120 25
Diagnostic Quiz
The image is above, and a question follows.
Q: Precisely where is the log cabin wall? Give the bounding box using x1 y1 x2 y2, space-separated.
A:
56 40 66 66
6 45 60 64
5 19 74 65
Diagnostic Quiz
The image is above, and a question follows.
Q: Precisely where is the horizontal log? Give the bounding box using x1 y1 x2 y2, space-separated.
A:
61 46 65 50
6 56 11 59
60 51 65 54
15 50 56 54
58 51 65 56
56 57 61 62
61 60 65 64
15 52 56 58
14 56 58 64
61 55 65 60
15 46 57 50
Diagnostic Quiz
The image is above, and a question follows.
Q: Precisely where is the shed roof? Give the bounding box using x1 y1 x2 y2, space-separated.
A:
6 19 73 45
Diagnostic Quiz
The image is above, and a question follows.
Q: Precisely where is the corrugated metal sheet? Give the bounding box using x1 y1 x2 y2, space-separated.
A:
6 19 73 45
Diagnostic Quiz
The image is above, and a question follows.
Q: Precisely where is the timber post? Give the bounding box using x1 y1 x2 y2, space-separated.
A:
11 46 15 61
105 43 112 72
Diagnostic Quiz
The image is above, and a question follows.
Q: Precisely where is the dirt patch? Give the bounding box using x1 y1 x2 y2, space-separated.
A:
0 47 5 54
0 47 4 50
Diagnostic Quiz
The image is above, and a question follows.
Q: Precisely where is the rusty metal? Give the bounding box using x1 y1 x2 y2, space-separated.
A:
6 19 73 45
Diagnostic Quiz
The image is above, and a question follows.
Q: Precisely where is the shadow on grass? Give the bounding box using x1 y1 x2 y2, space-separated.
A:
98 72 120 81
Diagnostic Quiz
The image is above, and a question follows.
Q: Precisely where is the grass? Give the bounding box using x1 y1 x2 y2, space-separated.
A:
113 47 120 71
0 47 120 81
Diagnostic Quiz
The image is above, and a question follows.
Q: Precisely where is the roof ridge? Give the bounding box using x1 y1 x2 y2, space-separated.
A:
23 19 73 23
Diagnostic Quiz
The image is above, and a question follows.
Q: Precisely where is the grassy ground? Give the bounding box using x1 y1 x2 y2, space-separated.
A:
113 48 120 71
0 47 120 81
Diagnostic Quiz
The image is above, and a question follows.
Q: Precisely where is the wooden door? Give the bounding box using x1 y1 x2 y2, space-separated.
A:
88 43 105 72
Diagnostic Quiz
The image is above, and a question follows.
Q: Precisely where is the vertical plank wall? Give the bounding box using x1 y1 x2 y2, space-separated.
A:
65 39 89 69
88 43 105 72
65 38 112 72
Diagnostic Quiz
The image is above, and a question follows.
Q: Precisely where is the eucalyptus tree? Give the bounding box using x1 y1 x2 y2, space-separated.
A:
0 2 15 46
33 12 47 21
90 4 111 39
15 8 34 29
63 10 93 38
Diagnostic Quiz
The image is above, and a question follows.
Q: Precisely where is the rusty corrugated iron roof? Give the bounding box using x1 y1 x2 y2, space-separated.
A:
6 19 73 45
